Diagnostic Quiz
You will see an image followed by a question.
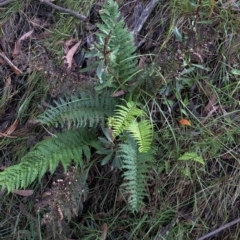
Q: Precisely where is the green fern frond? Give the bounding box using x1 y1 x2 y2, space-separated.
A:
109 101 145 137
36 91 116 128
126 120 153 153
0 129 98 192
95 0 138 88
119 134 154 212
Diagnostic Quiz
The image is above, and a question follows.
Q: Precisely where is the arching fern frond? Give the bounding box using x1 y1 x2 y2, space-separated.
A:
119 134 154 212
0 129 99 192
126 120 153 153
36 91 116 128
109 101 145 137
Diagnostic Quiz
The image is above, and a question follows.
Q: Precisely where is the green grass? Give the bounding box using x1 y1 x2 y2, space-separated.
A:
43 0 94 62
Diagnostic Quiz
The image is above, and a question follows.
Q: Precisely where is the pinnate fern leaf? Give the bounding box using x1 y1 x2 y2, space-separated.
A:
36 92 116 128
126 120 153 152
110 101 145 137
0 129 98 192
119 134 154 212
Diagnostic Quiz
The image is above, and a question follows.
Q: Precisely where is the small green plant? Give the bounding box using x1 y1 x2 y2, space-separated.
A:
0 94 154 212
88 0 138 91
0 0 154 213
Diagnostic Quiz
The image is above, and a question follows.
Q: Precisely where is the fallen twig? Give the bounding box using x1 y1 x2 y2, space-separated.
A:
0 0 88 21
133 0 158 41
40 0 87 21
0 0 13 7
197 217 240 240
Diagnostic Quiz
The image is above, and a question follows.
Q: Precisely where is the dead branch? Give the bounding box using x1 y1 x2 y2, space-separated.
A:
40 0 87 21
0 0 88 21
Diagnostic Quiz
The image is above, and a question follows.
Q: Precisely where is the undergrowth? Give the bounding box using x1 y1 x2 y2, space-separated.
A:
1 0 240 239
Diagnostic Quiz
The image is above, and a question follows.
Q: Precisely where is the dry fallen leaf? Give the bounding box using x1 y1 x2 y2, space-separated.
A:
65 38 78 47
13 189 34 196
179 118 191 126
0 119 19 138
111 90 125 97
100 222 108 240
0 51 22 75
5 119 18 135
13 30 34 56
65 41 81 70
63 39 78 55
202 94 217 117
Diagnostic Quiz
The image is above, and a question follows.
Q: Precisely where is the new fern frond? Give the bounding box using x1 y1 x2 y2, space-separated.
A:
94 0 138 89
36 91 116 128
0 129 99 192
108 100 153 152
109 101 145 137
119 134 154 212
126 120 153 153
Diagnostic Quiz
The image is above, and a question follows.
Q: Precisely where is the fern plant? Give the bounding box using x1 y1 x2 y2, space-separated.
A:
106 101 154 211
0 0 155 213
89 0 138 91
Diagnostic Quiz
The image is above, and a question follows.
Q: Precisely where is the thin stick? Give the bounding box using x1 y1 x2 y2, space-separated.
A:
197 217 240 240
0 0 88 21
0 0 13 7
40 0 87 21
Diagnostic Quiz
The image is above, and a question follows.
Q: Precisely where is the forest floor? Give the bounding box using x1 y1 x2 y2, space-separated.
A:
1 0 240 239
